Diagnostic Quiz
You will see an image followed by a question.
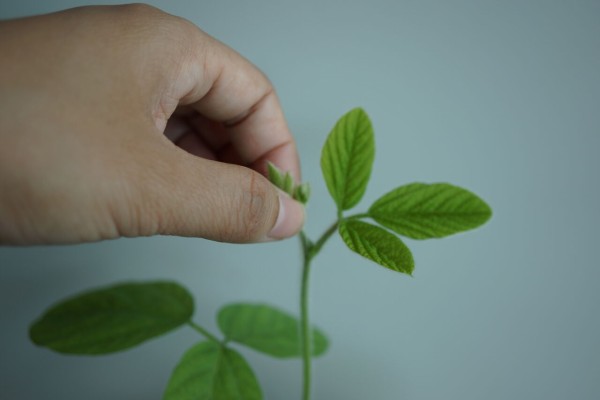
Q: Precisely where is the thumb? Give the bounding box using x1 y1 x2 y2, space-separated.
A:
121 144 305 243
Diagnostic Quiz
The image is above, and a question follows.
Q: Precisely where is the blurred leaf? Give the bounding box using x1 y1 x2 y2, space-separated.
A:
267 161 310 204
267 161 295 196
294 182 311 205
283 172 294 195
218 303 328 358
29 281 193 354
339 220 414 275
164 341 262 400
321 108 375 211
267 162 285 189
369 183 492 239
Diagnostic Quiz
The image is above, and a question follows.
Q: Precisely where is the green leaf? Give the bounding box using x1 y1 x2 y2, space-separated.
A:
267 162 284 189
321 108 375 211
217 303 328 358
293 182 311 205
282 172 294 195
267 161 309 203
339 220 414 275
164 341 262 400
369 183 492 239
29 281 194 355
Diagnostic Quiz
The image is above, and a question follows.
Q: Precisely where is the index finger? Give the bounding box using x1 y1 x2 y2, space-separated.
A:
172 25 301 181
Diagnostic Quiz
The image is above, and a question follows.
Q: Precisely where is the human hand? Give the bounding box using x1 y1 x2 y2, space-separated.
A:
0 4 304 245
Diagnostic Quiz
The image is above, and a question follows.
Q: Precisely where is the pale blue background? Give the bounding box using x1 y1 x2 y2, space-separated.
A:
1 1 599 399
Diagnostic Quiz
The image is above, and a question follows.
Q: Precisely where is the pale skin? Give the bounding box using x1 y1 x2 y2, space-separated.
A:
0 4 305 245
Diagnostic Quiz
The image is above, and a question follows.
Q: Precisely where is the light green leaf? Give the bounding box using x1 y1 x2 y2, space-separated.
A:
218 303 328 358
339 220 414 275
164 341 262 400
29 281 194 354
294 182 311 205
321 108 375 211
369 183 492 239
267 162 284 189
267 161 309 204
282 172 294 195
267 161 294 196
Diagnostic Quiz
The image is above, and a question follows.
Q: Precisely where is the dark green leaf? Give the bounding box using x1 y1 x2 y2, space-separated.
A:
164 341 262 400
339 220 414 275
321 108 375 211
218 303 328 358
29 281 194 354
369 183 492 239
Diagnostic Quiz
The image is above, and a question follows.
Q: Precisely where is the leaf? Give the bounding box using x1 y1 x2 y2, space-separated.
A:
29 281 194 354
369 183 492 239
339 220 414 275
267 161 295 196
321 108 375 211
267 161 310 204
267 162 284 189
164 341 262 400
294 182 311 205
282 172 294 195
217 303 328 358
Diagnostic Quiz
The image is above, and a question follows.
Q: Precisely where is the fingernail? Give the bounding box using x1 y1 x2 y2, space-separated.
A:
266 193 305 240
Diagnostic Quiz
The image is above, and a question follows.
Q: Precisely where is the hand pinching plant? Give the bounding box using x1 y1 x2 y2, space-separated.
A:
29 108 492 399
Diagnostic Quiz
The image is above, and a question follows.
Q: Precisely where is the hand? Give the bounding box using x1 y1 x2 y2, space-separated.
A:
0 4 304 245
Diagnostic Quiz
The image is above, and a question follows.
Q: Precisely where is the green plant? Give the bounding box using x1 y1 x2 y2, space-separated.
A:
29 108 492 400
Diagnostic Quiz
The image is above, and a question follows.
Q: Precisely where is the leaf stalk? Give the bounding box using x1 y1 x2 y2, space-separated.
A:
187 321 221 344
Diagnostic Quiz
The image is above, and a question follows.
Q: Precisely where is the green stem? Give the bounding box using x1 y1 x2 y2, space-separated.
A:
310 212 367 256
299 212 368 399
346 212 369 220
310 222 338 256
300 247 312 400
187 321 221 344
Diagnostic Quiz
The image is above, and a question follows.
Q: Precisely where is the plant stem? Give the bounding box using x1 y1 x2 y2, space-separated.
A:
311 212 368 254
299 215 352 400
346 212 369 220
299 212 369 399
310 222 338 256
300 247 312 400
187 321 221 344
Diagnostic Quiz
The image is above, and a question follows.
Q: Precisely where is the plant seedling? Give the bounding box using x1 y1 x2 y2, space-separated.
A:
29 108 492 399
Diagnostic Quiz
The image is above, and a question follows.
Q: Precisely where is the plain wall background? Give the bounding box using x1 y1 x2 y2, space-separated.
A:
1 1 599 399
